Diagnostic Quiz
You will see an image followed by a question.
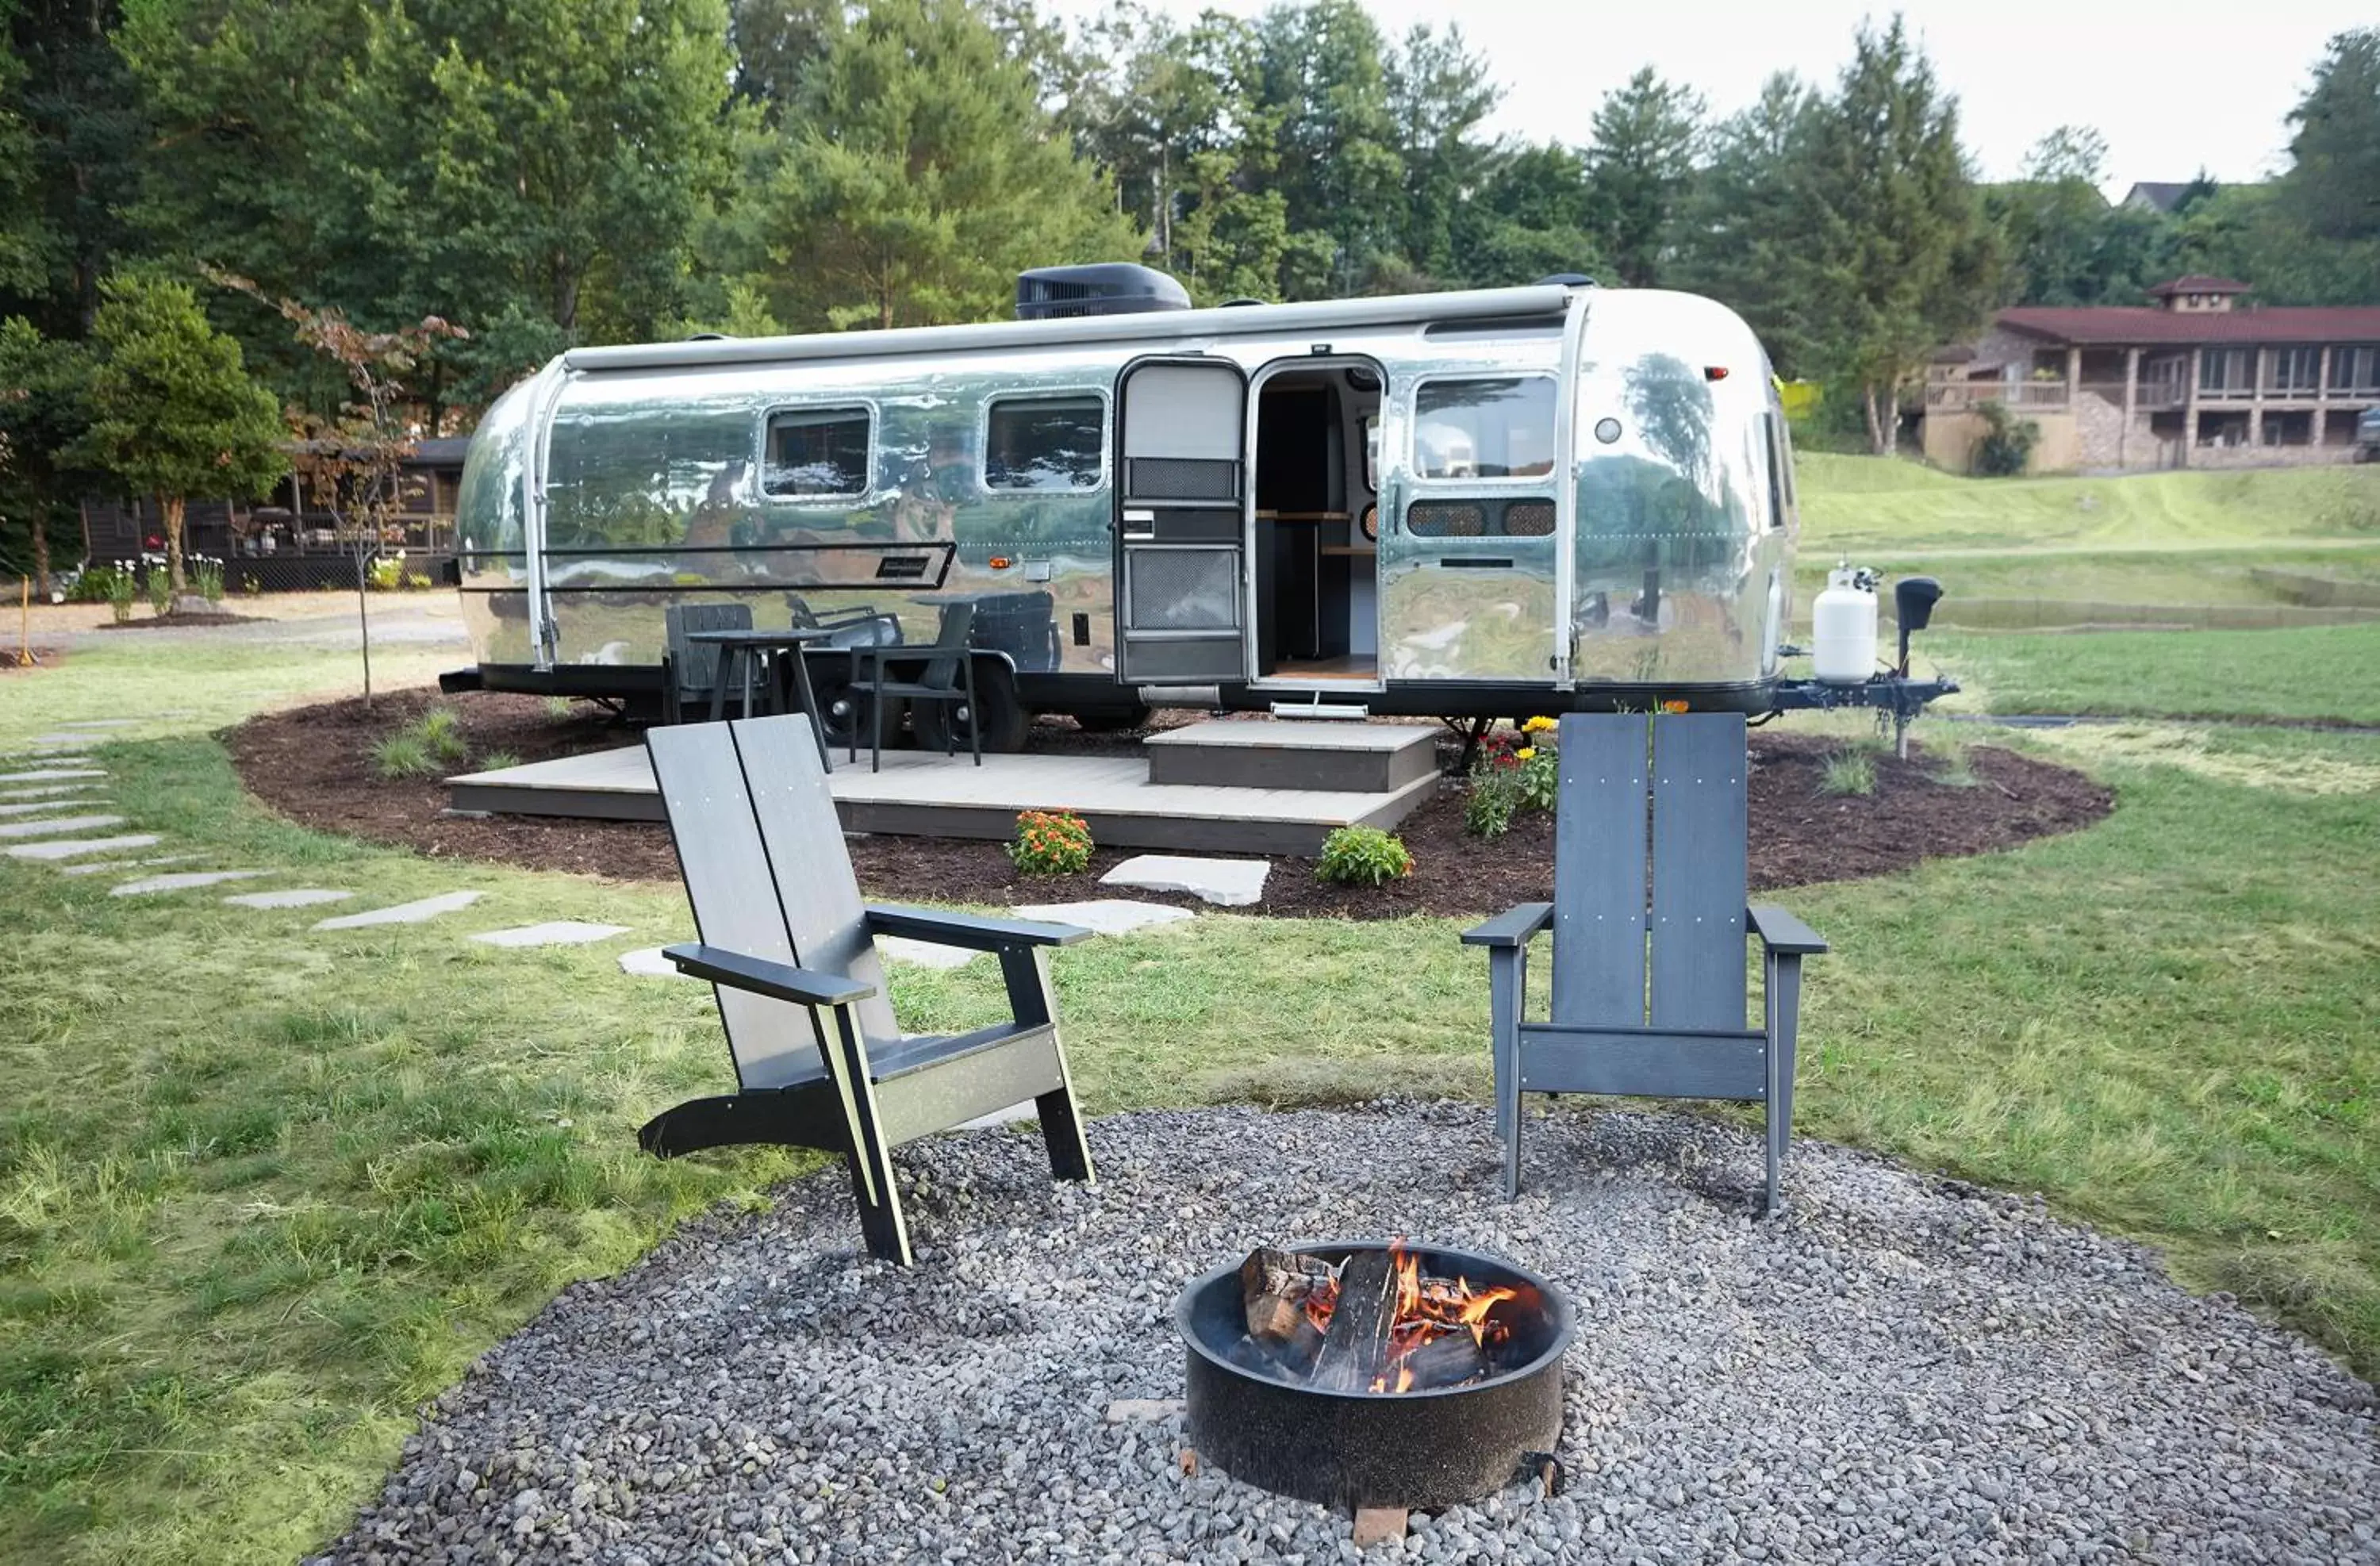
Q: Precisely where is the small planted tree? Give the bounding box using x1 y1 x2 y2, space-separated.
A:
1971 399 2040 477
75 274 286 609
215 271 465 705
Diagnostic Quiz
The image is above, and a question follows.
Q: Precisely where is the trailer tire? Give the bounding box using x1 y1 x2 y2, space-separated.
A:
914 658 1031 754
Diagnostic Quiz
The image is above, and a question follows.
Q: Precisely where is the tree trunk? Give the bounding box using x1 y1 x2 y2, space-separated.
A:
355 550 374 709
30 514 50 601
161 494 189 593
1863 384 1891 456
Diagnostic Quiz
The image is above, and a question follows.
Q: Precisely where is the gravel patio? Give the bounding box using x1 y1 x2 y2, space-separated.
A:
316 1103 2378 1565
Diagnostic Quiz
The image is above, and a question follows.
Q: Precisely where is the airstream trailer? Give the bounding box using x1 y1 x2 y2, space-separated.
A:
449 267 1938 748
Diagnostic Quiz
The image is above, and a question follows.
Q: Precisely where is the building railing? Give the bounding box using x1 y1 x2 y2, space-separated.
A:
1928 378 2378 413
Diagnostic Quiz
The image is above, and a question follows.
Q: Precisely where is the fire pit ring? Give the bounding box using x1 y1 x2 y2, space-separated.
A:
1177 1241 1575 1513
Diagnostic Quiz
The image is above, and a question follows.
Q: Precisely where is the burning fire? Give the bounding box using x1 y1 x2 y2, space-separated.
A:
1299 1243 1522 1394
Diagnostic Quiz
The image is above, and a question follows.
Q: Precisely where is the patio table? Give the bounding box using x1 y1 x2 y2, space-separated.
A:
686 627 835 769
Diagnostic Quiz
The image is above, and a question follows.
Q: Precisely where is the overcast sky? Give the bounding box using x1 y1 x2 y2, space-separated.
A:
1062 0 2368 194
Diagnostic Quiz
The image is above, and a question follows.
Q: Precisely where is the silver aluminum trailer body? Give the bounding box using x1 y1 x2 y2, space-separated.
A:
451 283 1801 731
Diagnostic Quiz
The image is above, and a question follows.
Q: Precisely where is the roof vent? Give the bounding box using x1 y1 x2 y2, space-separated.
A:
1536 273 1599 288
1016 263 1192 321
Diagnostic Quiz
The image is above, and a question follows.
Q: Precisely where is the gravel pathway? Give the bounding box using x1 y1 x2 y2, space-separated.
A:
317 1104 2377 1564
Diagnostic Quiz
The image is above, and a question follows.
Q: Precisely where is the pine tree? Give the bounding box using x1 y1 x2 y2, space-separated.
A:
1583 67 1703 288
1791 18 1998 454
743 0 1137 331
1671 74 1816 370
74 272 285 601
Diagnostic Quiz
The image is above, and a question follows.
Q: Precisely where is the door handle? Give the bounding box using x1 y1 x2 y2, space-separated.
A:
1439 556 1514 570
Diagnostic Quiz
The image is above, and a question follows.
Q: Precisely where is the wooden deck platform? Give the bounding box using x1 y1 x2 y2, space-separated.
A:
447 734 1441 854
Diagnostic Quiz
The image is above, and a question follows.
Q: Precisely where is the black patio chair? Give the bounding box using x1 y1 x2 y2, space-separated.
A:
641 713 1096 1265
1462 712 1827 1215
786 592 901 650
845 599 981 772
660 602 754 724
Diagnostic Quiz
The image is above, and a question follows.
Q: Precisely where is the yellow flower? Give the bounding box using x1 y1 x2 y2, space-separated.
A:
1522 715 1556 733
1658 700 1689 714
1515 747 1536 760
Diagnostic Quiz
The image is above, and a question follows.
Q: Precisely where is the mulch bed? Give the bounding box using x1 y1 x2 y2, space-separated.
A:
227 690 2113 918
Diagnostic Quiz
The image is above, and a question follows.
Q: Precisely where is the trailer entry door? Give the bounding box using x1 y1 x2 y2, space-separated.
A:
1114 358 1248 685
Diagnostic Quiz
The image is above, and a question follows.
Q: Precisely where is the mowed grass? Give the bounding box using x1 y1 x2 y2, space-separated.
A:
2 605 2377 1560
1798 453 2380 555
1924 622 2380 725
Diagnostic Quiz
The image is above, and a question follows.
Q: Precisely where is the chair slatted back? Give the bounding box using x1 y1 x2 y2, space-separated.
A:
647 716 892 1090
1549 712 1749 1031
664 602 754 700
918 601 976 689
730 715 897 1045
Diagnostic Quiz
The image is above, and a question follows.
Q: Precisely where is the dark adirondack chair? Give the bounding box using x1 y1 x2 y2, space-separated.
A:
660 602 754 724
643 713 1096 1264
1462 712 1826 1215
845 599 981 772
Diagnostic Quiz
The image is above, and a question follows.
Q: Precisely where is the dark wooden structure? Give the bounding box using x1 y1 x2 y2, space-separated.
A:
642 713 1096 1264
1462 713 1826 1214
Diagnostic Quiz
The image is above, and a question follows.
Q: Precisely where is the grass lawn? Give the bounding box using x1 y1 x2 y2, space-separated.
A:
2 638 2377 1562
1924 622 2380 725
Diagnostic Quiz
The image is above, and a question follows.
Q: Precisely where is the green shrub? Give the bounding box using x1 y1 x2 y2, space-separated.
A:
192 555 225 604
365 558 402 592
68 565 129 604
1971 399 2041 478
370 734 436 780
1007 809 1092 875
1315 825 1414 886
413 706 471 765
1465 774 1518 839
144 557 169 612
477 750 521 773
1818 749 1877 796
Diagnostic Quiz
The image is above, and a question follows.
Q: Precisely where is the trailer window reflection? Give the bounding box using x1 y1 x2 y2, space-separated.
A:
764 406 873 499
985 394 1104 491
1413 378 1556 480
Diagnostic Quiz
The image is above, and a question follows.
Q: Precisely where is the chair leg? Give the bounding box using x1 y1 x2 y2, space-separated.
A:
1488 945 1526 1199
870 684 885 773
1000 946 1095 1184
1764 951 1804 1219
826 1006 912 1264
964 655 981 766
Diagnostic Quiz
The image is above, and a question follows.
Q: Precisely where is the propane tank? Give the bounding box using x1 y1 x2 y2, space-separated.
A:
1812 565 1879 685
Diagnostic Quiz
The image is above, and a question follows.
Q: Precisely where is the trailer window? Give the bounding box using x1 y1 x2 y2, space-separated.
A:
763 406 873 499
1413 378 1556 480
984 394 1104 491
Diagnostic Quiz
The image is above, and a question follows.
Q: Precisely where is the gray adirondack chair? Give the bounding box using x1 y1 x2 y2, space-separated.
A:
1462 712 1826 1215
660 602 754 724
643 713 1096 1264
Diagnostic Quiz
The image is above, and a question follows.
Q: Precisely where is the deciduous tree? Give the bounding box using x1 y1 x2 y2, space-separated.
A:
75 271 284 601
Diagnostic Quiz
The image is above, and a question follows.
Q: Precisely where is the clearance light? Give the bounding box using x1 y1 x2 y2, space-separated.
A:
988 556 1013 570
1704 366 1730 381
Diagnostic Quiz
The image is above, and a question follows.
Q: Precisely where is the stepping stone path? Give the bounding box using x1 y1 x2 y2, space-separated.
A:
0 768 104 784
56 720 140 729
0 781 105 800
112 869 273 896
470 921 630 949
0 813 125 839
60 853 202 876
0 797 107 816
313 890 482 931
1012 898 1196 935
7 833 161 861
877 935 984 970
225 889 355 909
618 946 692 979
1100 854 1271 908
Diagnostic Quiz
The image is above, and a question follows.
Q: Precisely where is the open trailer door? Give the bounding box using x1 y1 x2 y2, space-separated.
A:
1114 356 1249 685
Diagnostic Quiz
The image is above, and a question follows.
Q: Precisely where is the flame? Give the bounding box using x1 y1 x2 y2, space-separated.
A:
1307 1242 1528 1395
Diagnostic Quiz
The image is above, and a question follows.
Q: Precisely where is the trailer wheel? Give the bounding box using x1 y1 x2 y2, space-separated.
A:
914 658 1031 754
808 665 876 751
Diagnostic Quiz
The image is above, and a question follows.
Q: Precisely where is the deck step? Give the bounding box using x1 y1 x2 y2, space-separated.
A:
1146 720 1442 793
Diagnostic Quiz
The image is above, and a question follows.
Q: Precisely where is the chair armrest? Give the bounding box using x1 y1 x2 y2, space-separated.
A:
662 943 877 1006
866 904 1092 950
1462 902 1553 948
1749 905 1828 956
